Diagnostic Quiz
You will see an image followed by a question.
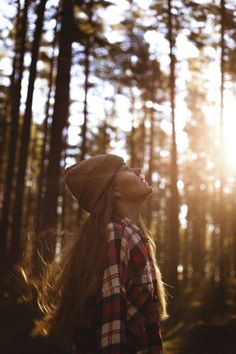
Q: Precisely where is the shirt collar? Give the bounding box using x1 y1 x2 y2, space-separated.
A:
112 215 149 242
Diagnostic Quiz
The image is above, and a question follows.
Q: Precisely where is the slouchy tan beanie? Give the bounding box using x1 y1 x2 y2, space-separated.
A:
64 154 124 213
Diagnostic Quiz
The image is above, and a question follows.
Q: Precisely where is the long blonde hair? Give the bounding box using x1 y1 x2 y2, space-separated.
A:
138 217 168 321
33 184 168 339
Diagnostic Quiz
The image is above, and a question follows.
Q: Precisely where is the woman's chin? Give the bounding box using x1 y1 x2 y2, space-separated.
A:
144 184 154 198
148 185 154 194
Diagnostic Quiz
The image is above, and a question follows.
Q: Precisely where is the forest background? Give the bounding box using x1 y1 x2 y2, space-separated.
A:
0 0 236 353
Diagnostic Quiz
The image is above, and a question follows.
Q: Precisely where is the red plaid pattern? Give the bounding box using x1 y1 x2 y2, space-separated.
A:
72 217 163 354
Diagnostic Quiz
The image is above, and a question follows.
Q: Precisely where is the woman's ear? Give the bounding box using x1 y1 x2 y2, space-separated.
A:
113 188 122 198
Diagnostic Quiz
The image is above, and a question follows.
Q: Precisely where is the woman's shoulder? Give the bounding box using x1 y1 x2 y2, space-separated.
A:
107 217 150 271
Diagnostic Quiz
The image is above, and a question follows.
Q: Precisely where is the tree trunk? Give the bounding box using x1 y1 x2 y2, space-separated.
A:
11 0 47 264
78 13 92 224
147 107 154 229
35 17 59 236
218 0 226 299
0 0 29 267
191 194 205 279
40 0 73 264
80 36 90 160
0 0 28 251
167 0 179 291
233 199 236 277
129 90 135 166
183 204 189 284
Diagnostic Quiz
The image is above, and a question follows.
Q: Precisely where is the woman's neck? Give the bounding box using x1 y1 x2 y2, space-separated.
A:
114 201 141 224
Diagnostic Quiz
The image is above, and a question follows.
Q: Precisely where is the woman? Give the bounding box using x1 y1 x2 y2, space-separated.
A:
36 154 168 353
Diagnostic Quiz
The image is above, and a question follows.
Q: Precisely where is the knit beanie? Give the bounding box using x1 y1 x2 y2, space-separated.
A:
64 154 124 213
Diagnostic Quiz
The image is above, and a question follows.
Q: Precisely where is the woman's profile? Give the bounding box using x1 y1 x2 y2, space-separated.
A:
35 154 168 353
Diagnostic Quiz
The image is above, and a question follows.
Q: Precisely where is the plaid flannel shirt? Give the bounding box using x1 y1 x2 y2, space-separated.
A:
72 217 163 354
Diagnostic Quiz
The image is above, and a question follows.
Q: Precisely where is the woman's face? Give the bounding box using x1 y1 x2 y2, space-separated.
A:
114 163 153 203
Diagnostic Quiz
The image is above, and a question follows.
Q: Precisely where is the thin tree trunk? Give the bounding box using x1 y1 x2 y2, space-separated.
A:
35 16 59 236
129 90 135 166
40 0 73 261
138 107 146 168
0 92 9 186
167 0 179 290
147 107 154 229
192 197 205 279
219 0 226 297
0 0 29 265
183 204 189 284
210 174 218 283
78 27 92 225
233 200 236 277
81 36 90 160
11 0 47 264
0 0 21 187
101 120 108 153
23 128 37 260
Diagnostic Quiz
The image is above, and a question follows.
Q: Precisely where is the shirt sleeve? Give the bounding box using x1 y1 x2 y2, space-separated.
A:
97 223 129 354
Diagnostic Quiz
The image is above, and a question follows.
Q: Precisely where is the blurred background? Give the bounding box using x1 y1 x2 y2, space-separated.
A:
0 0 236 353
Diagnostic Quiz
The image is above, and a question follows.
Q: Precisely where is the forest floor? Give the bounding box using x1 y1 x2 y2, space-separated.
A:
162 278 236 354
0 276 236 354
